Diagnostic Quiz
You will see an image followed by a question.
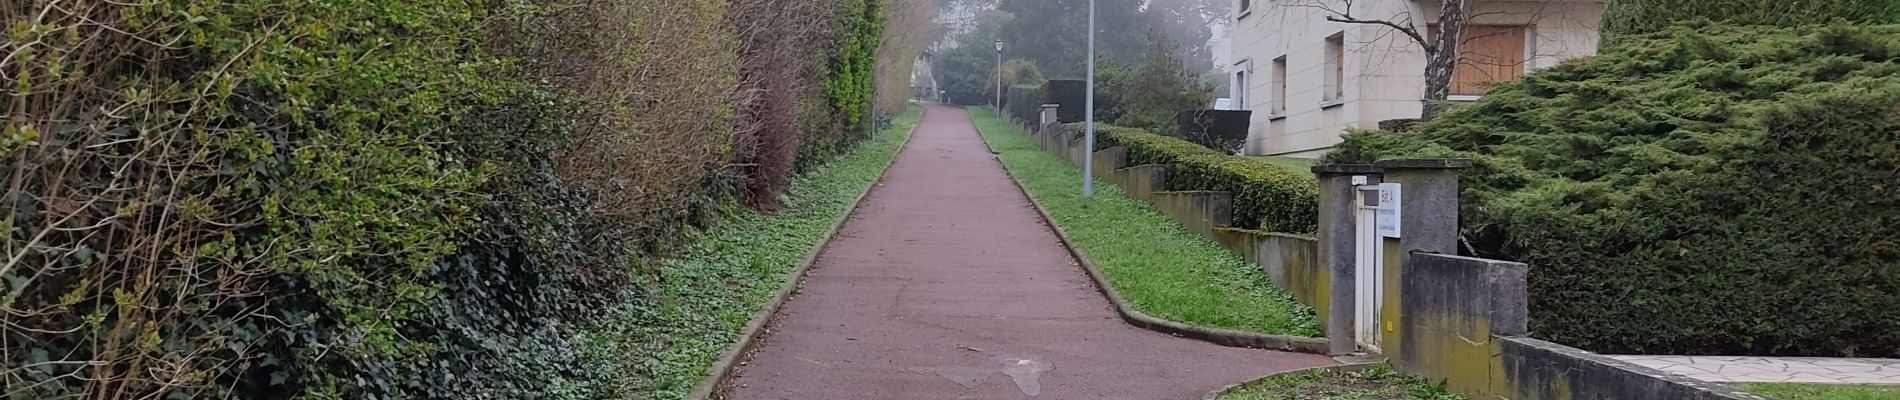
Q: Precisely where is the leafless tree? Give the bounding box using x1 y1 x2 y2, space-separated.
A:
1289 2 1601 120
1281 0 1471 119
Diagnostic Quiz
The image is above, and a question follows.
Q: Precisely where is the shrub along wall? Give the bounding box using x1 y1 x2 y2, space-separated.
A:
1326 23 1900 357
1 0 889 398
1084 124 1319 234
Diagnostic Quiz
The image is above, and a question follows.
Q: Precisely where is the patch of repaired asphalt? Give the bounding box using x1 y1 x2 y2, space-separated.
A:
915 355 1053 395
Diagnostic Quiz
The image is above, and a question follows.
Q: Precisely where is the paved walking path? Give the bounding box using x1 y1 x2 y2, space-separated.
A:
1609 355 1900 385
723 104 1333 399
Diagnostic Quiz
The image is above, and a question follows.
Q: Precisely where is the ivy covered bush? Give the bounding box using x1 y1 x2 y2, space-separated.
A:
1087 124 1319 234
1 0 889 398
1327 23 1900 356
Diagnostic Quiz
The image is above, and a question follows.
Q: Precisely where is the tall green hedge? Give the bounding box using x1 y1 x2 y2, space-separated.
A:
1005 84 1048 122
1327 24 1900 356
1601 0 1900 44
1086 124 1318 233
813 0 885 163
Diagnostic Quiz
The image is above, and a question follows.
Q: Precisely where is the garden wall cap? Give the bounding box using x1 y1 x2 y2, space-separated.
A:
1311 164 1382 175
1373 158 1472 169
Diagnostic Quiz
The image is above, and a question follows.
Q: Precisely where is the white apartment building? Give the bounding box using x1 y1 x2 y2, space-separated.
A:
1228 0 1605 158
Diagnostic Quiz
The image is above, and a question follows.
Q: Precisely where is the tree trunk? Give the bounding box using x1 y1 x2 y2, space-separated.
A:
1420 0 1466 120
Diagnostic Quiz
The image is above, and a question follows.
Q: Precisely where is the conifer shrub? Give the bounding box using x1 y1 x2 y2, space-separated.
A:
1327 23 1900 356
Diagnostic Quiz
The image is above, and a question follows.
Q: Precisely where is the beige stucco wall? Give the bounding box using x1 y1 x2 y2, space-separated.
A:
1228 0 1604 158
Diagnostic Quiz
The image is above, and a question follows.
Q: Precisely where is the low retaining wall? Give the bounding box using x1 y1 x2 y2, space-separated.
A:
1107 164 1165 203
1029 124 1336 333
1211 229 1328 325
1388 253 1526 395
1392 253 1763 400
1500 338 1762 400
1150 191 1232 238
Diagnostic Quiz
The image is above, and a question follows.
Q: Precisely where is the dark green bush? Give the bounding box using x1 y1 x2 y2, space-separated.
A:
1086 124 1318 233
1602 0 1900 44
1327 24 1900 357
1005 84 1048 122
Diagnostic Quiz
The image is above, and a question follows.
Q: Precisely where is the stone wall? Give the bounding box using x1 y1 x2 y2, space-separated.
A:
1211 229 1329 326
1390 254 1761 400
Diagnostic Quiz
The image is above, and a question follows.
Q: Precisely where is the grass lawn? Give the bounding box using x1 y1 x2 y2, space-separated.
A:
1742 383 1900 400
1220 364 1464 400
565 105 922 399
969 107 1320 337
1247 156 1319 178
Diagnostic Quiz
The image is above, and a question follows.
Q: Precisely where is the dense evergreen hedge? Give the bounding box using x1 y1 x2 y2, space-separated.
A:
1086 124 1318 233
1327 23 1900 356
1005 84 1048 122
1601 0 1900 43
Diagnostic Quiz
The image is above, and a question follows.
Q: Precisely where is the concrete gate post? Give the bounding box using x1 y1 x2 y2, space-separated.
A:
1373 159 1471 263
1314 164 1383 355
1371 158 1470 368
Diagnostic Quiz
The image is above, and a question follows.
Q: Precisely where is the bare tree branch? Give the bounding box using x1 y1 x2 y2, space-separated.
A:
1324 15 1431 51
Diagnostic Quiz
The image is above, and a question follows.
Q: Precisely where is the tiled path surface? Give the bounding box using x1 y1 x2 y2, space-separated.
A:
1609 355 1900 384
722 105 1334 399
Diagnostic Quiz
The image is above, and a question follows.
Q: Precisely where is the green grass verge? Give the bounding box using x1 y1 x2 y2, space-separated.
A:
560 105 922 399
1741 383 1900 400
1247 155 1319 178
968 107 1320 337
1219 364 1464 400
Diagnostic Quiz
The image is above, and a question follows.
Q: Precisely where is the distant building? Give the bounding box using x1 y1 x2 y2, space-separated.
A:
1227 0 1605 158
913 51 938 100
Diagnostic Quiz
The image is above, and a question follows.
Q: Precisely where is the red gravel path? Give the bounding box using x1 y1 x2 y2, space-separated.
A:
722 104 1333 399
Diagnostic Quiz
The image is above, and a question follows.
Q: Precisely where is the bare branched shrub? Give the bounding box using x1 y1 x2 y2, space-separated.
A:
0 2 307 396
490 0 739 279
876 0 948 114
729 0 846 208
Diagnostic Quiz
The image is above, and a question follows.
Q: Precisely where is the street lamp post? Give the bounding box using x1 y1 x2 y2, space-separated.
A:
994 40 1004 112
1083 0 1096 197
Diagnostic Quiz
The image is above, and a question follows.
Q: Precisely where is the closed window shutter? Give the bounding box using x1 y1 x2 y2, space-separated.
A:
1450 25 1526 96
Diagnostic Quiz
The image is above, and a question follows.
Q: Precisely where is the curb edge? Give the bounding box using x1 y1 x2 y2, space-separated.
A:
687 107 927 400
980 115 1332 355
1199 359 1386 400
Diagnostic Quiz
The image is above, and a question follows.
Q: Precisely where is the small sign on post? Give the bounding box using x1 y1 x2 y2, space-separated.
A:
1376 183 1401 238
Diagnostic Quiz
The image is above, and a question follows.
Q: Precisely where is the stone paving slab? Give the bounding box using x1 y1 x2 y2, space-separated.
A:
1608 355 1900 384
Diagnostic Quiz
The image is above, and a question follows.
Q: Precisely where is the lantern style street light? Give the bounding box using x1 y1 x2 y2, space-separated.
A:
994 40 1004 110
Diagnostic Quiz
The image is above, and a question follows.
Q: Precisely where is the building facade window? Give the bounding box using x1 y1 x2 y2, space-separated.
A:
1271 56 1287 115
1234 70 1248 109
1323 33 1344 103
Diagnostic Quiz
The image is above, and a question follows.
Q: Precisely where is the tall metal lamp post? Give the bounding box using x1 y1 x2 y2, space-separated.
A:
994 40 1004 111
1082 0 1096 197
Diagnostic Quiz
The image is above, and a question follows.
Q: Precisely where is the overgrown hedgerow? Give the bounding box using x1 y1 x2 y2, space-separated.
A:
1326 23 1900 357
1 0 893 398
